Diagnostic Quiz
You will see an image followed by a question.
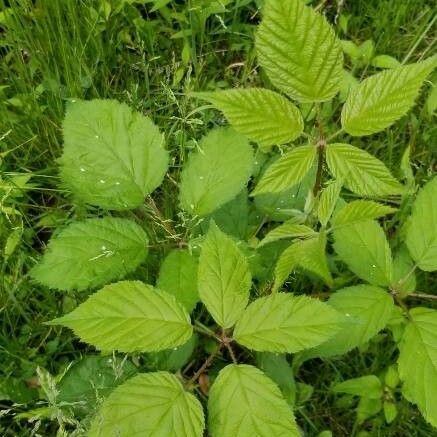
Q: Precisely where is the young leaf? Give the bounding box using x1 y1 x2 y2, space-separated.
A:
179 127 253 216
258 221 316 247
391 247 417 296
233 294 340 353
341 56 437 136
398 308 437 427
256 0 343 102
318 179 343 226
326 143 403 197
332 199 396 227
198 223 251 328
252 145 317 195
157 250 199 312
334 220 393 286
32 217 148 291
60 99 168 210
49 281 193 353
194 89 303 150
333 375 383 399
304 285 394 359
208 364 299 436
89 372 204 437
405 177 437 271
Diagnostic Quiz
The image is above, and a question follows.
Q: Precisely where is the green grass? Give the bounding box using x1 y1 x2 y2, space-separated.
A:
1 0 436 436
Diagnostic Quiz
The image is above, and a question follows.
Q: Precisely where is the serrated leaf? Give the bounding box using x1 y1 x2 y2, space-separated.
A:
180 127 253 216
304 285 394 359
405 177 437 271
157 250 199 312
332 200 396 227
341 56 437 136
208 364 299 436
258 221 316 247
32 217 148 291
194 88 303 150
334 220 392 286
391 247 416 296
59 99 168 210
333 375 382 399
398 308 437 427
253 145 317 195
234 294 340 353
49 281 193 352
318 179 343 226
89 372 204 437
198 223 251 328
256 0 343 102
326 143 403 197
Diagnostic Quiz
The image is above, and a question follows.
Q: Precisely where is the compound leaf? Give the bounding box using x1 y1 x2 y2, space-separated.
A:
49 281 193 353
332 200 396 227
89 372 204 437
32 217 148 291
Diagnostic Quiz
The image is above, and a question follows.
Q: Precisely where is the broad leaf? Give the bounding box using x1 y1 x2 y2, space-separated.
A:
32 217 148 291
49 281 193 352
258 221 316 247
398 308 437 427
333 375 383 399
195 88 303 150
304 285 394 359
179 127 253 216
341 56 437 136
157 250 199 312
326 143 403 197
208 364 299 436
60 99 168 210
318 179 343 226
253 145 317 195
405 177 437 271
198 223 251 328
234 294 340 353
256 0 343 102
334 220 392 286
89 372 204 436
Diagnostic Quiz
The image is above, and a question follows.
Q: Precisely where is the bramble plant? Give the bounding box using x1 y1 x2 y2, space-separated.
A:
31 0 437 435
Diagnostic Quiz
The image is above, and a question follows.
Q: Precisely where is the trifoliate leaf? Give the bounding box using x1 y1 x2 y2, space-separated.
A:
179 127 254 216
256 0 343 102
405 177 437 271
89 372 204 437
194 88 303 150
234 294 340 353
318 179 343 226
341 56 437 136
198 222 251 328
332 200 396 227
326 143 403 197
252 145 317 195
60 99 168 210
208 364 299 436
258 221 316 247
32 217 148 291
398 308 437 427
157 250 199 312
49 281 193 352
333 375 383 399
334 220 392 286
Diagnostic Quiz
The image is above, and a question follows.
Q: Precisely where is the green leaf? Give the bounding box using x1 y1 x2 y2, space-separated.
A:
234 294 340 353
208 364 299 436
49 281 193 353
318 179 343 226
256 0 343 102
59 99 169 210
391 247 416 296
32 217 148 291
371 54 401 69
194 89 303 150
398 308 437 427
253 145 317 195
198 223 251 328
357 397 382 424
334 220 393 286
332 200 396 227
333 375 382 399
89 372 204 437
157 250 199 312
341 56 437 136
258 221 316 247
179 127 254 216
326 143 403 197
274 234 332 291
405 177 437 271
304 285 394 359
